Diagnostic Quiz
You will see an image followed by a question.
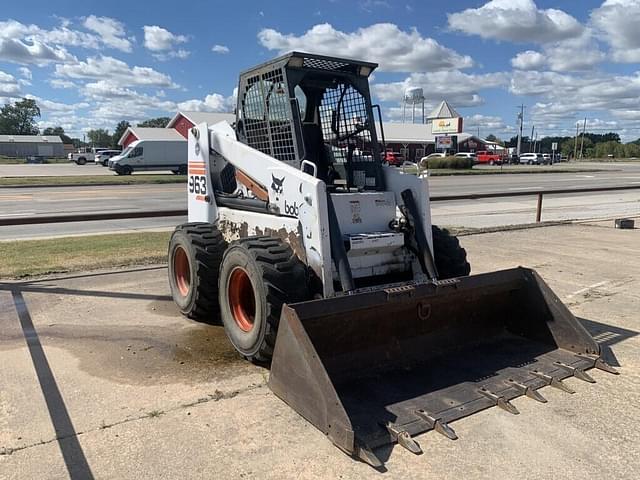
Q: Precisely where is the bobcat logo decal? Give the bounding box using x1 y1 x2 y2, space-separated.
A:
271 174 284 194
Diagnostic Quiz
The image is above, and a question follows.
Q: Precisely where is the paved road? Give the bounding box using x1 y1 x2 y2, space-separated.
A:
0 163 176 177
1 223 638 479
1 164 639 239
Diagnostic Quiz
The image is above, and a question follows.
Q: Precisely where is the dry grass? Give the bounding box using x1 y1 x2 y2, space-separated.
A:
0 231 171 278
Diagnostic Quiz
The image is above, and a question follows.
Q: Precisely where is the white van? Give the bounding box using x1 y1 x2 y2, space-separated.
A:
108 139 186 175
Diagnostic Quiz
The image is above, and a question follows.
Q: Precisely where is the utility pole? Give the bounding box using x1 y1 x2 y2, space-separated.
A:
579 117 587 159
530 125 535 152
516 105 524 158
573 123 579 160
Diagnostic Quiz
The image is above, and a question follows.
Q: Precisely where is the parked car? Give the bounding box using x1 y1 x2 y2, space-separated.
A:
542 153 551 164
384 151 404 166
453 152 476 159
475 150 503 165
519 152 545 165
108 139 186 175
68 147 109 165
95 149 121 166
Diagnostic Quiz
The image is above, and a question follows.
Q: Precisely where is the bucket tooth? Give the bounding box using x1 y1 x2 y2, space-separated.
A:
479 387 519 415
554 361 596 383
594 358 620 375
531 370 576 394
507 379 548 403
414 410 458 440
356 444 383 468
575 354 620 375
384 423 422 455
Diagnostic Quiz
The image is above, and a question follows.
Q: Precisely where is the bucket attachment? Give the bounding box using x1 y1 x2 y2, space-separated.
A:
269 267 616 467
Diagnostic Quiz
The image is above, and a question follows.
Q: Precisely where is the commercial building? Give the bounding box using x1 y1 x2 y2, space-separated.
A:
0 135 64 157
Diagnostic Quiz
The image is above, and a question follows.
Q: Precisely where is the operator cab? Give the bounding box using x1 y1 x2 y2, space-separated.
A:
235 51 385 192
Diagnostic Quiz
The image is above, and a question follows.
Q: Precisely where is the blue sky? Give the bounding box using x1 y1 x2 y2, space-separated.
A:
2 0 640 141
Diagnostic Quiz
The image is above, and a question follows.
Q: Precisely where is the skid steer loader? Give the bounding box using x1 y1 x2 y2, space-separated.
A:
168 52 617 467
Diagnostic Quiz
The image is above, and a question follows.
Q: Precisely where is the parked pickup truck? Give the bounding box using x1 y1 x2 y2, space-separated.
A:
68 147 110 165
475 150 503 165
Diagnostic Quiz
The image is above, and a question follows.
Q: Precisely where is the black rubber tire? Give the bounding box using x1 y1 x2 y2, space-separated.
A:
218 236 309 364
76 157 86 165
168 223 227 321
432 226 471 279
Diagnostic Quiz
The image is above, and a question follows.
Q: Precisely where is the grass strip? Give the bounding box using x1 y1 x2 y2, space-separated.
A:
426 167 606 176
0 175 186 186
0 231 171 279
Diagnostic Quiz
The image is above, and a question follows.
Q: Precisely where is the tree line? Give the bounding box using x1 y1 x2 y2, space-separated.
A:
0 97 170 150
486 131 640 158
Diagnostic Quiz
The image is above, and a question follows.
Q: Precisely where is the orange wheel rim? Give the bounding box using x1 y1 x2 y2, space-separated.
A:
228 267 256 332
173 246 190 297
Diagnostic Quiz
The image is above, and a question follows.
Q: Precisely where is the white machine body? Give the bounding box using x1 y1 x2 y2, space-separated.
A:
187 120 433 298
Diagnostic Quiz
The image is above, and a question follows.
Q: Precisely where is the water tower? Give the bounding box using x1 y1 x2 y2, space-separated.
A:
402 87 425 124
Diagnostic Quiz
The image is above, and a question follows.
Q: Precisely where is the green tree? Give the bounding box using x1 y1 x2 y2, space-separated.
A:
112 120 131 148
0 98 41 135
624 142 640 158
137 117 171 128
485 134 504 145
43 126 73 144
86 128 112 147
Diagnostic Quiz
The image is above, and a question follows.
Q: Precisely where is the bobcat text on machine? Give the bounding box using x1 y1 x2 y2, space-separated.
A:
167 52 617 467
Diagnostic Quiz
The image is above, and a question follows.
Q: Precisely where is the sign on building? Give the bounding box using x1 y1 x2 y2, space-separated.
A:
436 136 453 150
431 117 463 134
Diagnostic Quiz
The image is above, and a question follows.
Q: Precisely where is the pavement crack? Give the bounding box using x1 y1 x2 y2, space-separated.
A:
0 382 266 456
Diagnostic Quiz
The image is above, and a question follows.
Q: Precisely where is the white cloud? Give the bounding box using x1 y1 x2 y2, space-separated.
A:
211 44 230 54
0 19 100 49
510 69 640 136
177 93 234 112
18 67 32 80
448 0 583 44
55 56 176 88
143 25 189 60
0 71 21 97
511 50 546 70
25 95 89 113
258 23 473 72
543 33 605 71
373 70 508 108
0 18 134 64
511 32 605 72
49 78 76 89
83 15 132 52
592 0 640 62
0 37 76 65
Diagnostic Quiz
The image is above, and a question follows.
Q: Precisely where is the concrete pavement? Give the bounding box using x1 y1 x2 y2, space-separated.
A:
1 222 638 479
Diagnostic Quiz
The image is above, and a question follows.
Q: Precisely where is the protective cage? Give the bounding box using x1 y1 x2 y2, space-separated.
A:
235 51 383 175
269 267 614 466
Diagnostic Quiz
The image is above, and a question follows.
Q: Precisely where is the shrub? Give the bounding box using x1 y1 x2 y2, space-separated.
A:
420 156 474 169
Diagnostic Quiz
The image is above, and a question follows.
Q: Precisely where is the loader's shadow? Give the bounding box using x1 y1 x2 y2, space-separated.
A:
578 317 637 367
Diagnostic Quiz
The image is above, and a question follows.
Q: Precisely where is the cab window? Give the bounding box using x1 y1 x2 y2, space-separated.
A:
131 146 143 157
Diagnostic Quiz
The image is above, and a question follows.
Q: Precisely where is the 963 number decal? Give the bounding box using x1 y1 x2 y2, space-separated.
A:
188 175 207 195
